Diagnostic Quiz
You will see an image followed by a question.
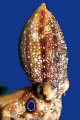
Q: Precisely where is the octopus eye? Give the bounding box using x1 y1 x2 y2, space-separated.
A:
26 98 36 112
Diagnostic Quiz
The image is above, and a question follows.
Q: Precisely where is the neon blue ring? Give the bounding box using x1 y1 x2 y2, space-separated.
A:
27 99 35 112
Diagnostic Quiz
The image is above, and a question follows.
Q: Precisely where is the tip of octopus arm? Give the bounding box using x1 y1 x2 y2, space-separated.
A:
0 107 1 117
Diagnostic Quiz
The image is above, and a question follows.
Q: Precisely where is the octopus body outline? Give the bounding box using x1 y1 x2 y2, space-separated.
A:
0 3 69 120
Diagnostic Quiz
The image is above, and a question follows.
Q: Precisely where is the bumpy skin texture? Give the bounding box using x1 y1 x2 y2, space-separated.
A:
0 3 69 120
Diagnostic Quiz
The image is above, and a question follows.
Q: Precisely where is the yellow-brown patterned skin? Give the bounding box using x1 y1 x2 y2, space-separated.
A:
0 3 69 120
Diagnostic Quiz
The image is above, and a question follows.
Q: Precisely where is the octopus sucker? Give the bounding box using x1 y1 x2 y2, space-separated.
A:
0 3 69 120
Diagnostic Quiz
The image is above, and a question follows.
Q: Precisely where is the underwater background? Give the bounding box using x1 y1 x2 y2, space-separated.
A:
0 0 80 120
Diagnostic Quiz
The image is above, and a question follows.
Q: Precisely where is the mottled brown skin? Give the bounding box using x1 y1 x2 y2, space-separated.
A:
0 3 69 120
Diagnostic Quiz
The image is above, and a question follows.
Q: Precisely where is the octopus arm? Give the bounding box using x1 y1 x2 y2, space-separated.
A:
0 86 32 108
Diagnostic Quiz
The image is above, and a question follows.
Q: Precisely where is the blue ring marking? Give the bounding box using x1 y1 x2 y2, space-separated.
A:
27 99 36 112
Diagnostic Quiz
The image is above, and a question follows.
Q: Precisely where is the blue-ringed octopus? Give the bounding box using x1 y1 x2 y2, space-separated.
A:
0 3 69 120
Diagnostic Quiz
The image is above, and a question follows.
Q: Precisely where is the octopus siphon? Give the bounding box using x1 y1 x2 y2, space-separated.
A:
0 3 69 120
